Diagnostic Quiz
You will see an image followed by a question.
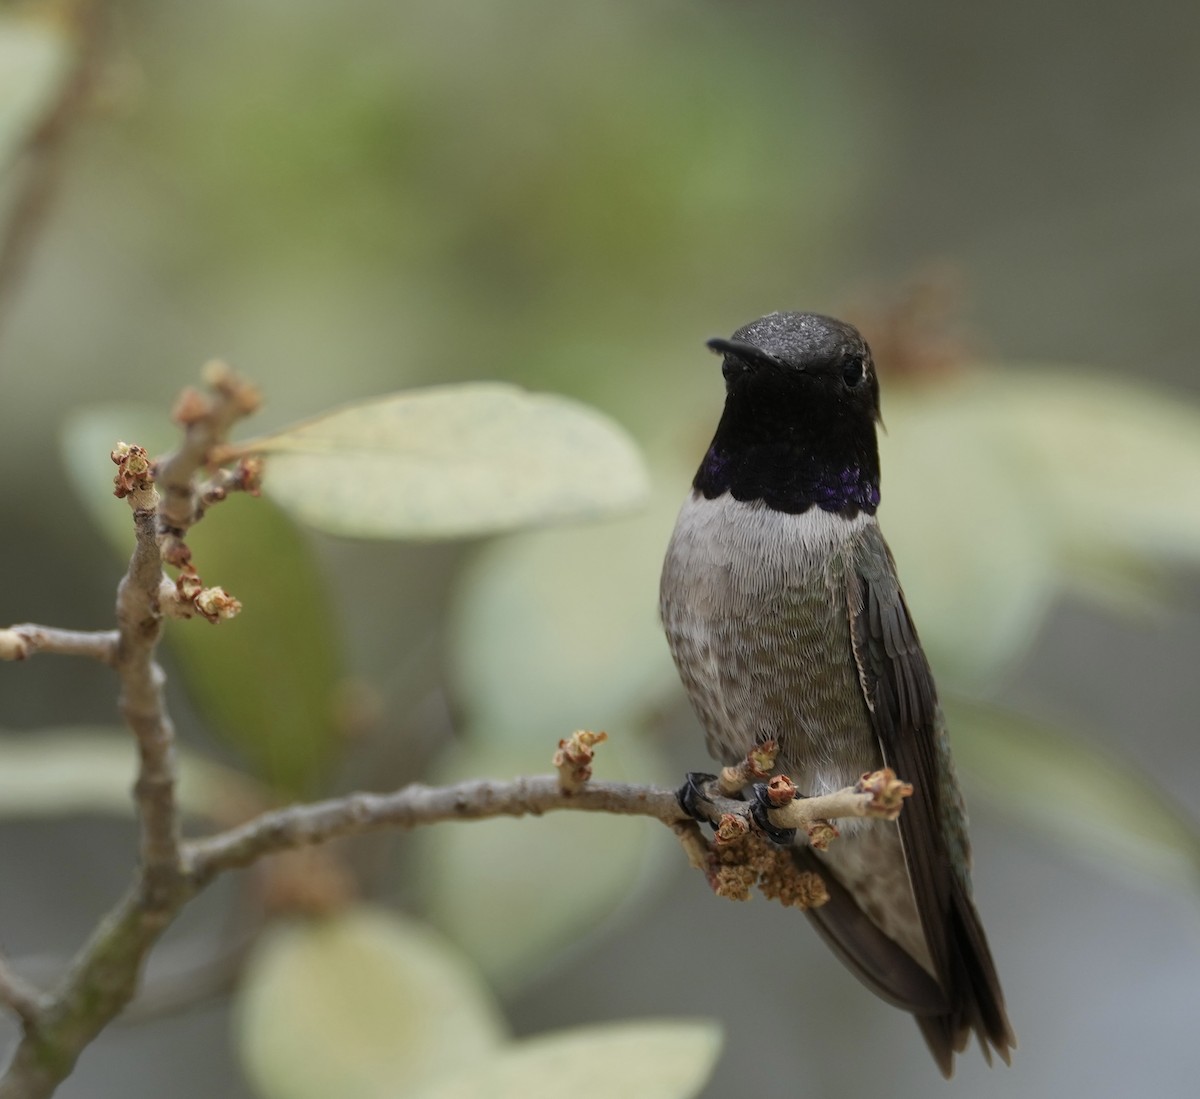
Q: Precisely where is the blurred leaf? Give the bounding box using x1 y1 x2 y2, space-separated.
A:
947 698 1200 891
984 369 1200 564
0 14 70 173
881 365 1200 685
881 389 1056 685
449 478 682 741
0 728 264 823
413 1020 723 1099
61 405 345 798
237 907 506 1099
245 384 649 540
417 735 672 987
176 494 344 797
436 470 684 984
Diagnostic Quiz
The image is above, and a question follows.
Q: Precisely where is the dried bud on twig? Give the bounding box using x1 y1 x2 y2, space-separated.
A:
194 586 242 623
202 359 261 415
171 387 211 427
553 729 608 793
110 443 154 498
856 768 914 819
717 738 779 795
805 820 839 851
764 774 797 808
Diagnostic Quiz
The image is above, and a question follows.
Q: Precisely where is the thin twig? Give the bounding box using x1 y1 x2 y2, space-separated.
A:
0 954 44 1028
185 777 685 886
155 363 260 539
182 770 908 887
113 501 183 896
0 0 106 323
0 625 119 663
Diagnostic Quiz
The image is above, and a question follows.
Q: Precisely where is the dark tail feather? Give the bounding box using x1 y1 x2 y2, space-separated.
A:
793 848 1015 1078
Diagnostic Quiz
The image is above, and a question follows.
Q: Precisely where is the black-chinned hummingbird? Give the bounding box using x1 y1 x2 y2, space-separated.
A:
659 311 1015 1075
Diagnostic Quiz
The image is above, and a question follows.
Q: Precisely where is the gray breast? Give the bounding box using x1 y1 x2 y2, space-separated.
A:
660 492 882 794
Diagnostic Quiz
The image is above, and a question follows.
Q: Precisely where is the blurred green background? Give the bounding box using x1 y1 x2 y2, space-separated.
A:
2 0 1200 1096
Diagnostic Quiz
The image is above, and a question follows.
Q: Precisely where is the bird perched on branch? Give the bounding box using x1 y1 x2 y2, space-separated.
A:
660 311 1015 1075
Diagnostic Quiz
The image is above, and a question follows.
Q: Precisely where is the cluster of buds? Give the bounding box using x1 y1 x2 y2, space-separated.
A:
111 443 154 499
169 363 262 429
173 564 242 623
707 812 828 910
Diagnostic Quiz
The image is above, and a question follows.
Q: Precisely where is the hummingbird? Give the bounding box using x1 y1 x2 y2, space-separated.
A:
659 311 1014 1076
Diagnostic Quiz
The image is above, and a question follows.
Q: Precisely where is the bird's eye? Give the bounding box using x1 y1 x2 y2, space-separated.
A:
842 355 865 388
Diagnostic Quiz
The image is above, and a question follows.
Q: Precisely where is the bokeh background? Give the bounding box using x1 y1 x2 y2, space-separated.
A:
2 1 1200 1096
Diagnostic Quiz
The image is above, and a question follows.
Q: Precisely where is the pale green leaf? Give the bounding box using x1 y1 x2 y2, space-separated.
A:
417 735 672 986
983 369 1200 563
0 15 71 172
60 406 345 797
946 699 1200 890
171 493 344 797
0 728 263 823
413 1020 723 1099
247 384 649 539
449 476 683 742
880 388 1056 685
237 908 507 1099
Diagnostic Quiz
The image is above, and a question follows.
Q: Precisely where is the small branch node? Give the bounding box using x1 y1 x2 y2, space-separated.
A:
553 729 608 793
0 628 28 661
170 386 212 427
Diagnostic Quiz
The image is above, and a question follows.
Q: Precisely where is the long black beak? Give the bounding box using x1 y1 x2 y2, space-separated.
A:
705 337 784 370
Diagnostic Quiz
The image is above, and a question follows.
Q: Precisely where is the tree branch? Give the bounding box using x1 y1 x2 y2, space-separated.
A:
185 776 685 886
0 626 118 663
0 954 44 1029
0 0 107 327
182 767 910 888
0 884 194 1099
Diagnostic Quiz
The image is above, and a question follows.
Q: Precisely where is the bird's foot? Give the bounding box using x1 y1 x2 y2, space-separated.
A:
750 781 798 845
676 771 723 825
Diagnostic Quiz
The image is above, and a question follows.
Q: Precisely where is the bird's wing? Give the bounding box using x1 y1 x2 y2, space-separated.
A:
843 522 1014 1075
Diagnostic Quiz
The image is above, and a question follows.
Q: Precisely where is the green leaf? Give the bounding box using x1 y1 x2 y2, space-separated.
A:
946 698 1200 891
449 480 682 742
60 405 345 798
174 493 344 797
412 1020 723 1099
0 728 263 823
983 369 1200 564
0 15 71 172
237 907 507 1099
416 735 672 986
435 474 684 984
246 384 650 539
880 388 1056 685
